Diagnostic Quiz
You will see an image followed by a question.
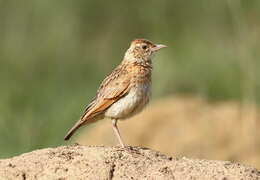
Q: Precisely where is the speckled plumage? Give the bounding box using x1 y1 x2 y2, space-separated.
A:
105 61 152 119
64 39 166 147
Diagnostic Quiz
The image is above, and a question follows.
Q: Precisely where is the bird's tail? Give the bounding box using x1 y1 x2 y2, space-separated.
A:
64 119 84 141
64 100 96 140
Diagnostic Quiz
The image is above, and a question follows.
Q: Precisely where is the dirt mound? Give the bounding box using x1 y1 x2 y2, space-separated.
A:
75 96 260 168
0 145 259 179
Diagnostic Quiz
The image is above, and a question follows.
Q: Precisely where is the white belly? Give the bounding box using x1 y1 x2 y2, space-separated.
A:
105 83 150 119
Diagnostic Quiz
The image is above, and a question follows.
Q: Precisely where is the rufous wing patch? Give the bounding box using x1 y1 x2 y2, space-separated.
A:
80 65 131 122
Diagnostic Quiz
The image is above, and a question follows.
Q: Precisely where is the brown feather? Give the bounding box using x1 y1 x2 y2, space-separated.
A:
64 63 131 140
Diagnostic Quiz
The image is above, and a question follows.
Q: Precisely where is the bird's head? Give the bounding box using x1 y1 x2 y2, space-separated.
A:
124 39 167 63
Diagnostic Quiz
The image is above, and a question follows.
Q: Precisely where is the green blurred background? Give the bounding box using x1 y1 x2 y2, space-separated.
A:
0 0 259 159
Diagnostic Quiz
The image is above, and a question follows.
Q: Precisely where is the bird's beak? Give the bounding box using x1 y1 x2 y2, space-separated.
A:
152 44 167 52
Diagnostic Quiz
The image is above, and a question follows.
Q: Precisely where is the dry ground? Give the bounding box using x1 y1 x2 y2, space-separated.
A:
75 96 260 169
0 145 259 179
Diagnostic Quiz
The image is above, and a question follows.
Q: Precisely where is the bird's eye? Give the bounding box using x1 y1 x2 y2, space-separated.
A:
142 45 148 50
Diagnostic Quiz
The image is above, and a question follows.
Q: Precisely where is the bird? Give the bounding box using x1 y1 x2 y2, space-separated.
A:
64 39 167 147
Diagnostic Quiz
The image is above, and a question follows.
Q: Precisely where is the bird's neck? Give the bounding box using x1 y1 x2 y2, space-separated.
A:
134 59 153 69
122 57 152 70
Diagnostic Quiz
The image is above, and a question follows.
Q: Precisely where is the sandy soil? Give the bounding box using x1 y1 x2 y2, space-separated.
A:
76 96 260 168
0 144 259 180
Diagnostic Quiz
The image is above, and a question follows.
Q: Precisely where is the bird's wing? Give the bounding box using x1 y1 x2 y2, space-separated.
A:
64 64 131 140
81 64 131 120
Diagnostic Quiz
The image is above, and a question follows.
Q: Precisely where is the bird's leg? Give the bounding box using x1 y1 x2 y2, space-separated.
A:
112 119 125 148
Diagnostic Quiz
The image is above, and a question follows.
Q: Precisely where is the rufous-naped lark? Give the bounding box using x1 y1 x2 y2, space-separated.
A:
64 39 166 147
